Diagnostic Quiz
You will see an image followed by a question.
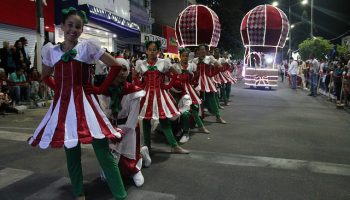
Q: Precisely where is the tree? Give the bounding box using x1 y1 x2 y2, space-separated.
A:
336 44 350 59
298 37 332 60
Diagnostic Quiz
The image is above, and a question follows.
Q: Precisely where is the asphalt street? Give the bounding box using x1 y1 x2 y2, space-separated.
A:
0 80 350 200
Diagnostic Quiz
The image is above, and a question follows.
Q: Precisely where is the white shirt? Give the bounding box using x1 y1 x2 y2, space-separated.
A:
310 58 319 73
288 60 299 75
95 60 107 75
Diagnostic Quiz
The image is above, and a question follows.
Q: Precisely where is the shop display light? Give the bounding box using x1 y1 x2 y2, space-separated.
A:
88 5 140 31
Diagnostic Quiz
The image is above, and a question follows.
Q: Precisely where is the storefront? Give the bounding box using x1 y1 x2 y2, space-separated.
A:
55 1 140 53
0 0 55 65
163 26 179 59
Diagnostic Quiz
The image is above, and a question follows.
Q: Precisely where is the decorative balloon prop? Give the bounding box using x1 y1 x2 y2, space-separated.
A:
240 4 289 88
175 5 221 48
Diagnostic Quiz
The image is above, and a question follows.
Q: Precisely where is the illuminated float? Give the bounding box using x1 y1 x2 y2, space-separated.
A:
240 4 289 88
175 4 221 48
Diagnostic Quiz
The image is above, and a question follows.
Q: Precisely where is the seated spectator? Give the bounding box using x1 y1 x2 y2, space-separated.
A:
28 67 41 101
0 68 7 87
9 68 30 104
0 85 22 115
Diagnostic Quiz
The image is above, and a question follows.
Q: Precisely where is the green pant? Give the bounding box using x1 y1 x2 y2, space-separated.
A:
65 139 127 200
220 85 228 104
143 119 178 148
225 83 232 101
214 91 221 108
190 104 204 128
180 111 191 134
201 92 221 118
181 104 205 133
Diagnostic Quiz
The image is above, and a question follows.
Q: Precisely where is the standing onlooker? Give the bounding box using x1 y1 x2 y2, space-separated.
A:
333 63 343 103
14 40 29 73
9 68 30 104
19 37 31 68
298 60 306 89
308 54 319 96
288 57 298 89
0 41 17 76
278 63 285 82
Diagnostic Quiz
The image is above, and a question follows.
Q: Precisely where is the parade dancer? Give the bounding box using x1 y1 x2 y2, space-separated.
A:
28 7 126 200
220 52 237 105
97 57 149 187
172 48 210 143
212 48 226 109
133 41 189 154
192 45 226 124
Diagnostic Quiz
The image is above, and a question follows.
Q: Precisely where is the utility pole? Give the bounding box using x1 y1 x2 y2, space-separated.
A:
36 0 44 73
310 0 314 37
288 0 291 63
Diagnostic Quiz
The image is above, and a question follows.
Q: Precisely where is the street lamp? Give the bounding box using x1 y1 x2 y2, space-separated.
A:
272 1 307 62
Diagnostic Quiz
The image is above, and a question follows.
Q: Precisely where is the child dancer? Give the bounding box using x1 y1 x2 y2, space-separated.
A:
192 45 226 124
133 41 189 154
28 7 126 200
171 48 210 143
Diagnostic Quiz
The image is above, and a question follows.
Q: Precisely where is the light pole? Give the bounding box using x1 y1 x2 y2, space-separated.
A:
272 0 307 61
310 0 314 37
35 0 44 73
288 0 291 61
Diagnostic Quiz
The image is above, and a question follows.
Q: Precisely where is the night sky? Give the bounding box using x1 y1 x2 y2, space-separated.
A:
242 0 350 43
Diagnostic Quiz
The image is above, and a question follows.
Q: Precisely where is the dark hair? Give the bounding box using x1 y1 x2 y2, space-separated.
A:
179 48 190 56
61 7 87 25
14 40 22 49
145 40 161 50
197 44 209 51
19 37 27 43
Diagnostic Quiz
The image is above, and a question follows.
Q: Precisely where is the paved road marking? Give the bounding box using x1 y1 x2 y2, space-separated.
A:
0 168 34 189
0 126 35 130
2 130 350 177
24 177 71 200
171 150 350 177
24 177 175 200
127 188 176 200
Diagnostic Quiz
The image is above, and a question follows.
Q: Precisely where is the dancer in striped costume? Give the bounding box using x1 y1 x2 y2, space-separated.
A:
220 52 237 105
133 41 189 154
28 7 126 200
192 45 226 124
171 48 210 143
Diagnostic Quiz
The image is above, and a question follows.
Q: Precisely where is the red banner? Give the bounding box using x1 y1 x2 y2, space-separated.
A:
0 0 54 32
162 25 178 54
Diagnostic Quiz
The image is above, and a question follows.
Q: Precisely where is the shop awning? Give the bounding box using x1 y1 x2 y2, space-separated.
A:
79 4 140 38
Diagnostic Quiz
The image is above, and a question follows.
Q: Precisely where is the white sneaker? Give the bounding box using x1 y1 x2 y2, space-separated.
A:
140 146 151 167
132 171 144 187
179 134 190 144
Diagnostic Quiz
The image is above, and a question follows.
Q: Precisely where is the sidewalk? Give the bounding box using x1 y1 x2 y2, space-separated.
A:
14 100 52 113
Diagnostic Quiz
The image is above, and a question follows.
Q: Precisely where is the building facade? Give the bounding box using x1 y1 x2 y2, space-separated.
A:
0 0 55 65
54 0 140 52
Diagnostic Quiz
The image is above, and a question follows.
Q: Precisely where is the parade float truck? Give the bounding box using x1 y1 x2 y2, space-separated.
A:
240 4 289 89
